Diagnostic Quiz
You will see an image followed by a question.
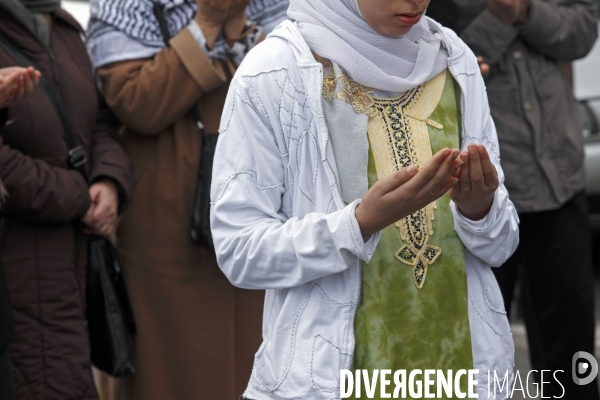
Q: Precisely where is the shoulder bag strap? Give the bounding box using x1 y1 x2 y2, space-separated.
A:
152 4 205 131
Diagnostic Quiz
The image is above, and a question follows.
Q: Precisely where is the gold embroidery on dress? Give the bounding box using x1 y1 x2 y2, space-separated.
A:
314 54 376 114
315 55 336 102
319 61 336 101
315 56 447 289
323 68 336 102
406 113 444 130
336 75 376 116
368 71 447 290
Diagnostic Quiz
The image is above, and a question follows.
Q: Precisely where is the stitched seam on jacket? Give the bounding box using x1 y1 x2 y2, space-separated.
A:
256 283 315 391
295 130 318 204
484 278 507 315
219 88 239 134
468 291 511 372
310 334 351 393
212 171 284 205
255 283 355 392
348 201 366 260
240 76 273 127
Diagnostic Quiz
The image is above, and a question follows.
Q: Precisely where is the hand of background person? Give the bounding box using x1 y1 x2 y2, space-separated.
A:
485 0 530 25
355 148 463 237
477 56 490 76
515 0 531 24
448 144 499 221
223 0 251 45
81 180 119 237
195 0 230 48
0 67 40 109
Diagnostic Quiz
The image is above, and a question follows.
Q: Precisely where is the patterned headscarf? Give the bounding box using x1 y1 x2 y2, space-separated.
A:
88 0 289 47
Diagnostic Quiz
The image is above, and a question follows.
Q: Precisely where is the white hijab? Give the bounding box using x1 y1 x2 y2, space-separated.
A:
287 0 448 92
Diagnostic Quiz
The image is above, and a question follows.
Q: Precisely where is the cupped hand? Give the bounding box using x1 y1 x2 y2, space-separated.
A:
449 144 499 221
356 148 463 237
0 67 40 109
81 181 119 237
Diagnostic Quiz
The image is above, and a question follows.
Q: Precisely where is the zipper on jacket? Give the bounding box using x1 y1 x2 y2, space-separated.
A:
316 64 361 371
319 91 343 200
448 62 468 148
349 262 362 371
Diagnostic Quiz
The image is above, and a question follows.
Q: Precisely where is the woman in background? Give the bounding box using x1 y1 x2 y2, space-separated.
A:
0 0 133 397
0 65 38 400
86 0 288 398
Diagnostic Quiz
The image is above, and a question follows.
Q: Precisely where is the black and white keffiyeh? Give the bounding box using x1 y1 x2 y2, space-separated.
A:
246 0 289 33
87 0 289 69
89 0 196 45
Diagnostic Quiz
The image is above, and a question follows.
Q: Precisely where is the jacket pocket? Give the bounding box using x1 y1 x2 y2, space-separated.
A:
295 130 319 204
254 283 354 392
310 335 351 393
254 328 290 391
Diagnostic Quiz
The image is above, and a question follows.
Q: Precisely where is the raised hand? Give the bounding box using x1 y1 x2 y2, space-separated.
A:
195 0 230 48
356 148 463 237
0 67 40 109
449 144 499 221
224 0 251 44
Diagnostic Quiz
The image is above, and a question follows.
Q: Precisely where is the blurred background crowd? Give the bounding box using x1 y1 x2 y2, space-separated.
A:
0 0 599 399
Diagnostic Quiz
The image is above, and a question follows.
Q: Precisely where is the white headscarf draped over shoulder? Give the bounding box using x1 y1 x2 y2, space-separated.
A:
287 0 448 92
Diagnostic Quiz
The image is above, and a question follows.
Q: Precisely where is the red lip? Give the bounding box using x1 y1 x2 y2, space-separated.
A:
395 12 422 25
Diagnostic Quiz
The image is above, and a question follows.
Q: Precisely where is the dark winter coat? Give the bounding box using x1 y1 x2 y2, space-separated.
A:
0 7 132 400
0 182 13 353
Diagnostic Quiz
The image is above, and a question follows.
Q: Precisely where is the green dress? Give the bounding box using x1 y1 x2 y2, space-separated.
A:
351 71 474 398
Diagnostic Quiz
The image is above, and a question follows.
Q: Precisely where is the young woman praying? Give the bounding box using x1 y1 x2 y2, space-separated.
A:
211 0 519 398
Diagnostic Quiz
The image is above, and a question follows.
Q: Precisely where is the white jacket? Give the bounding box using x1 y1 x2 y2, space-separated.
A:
211 20 519 400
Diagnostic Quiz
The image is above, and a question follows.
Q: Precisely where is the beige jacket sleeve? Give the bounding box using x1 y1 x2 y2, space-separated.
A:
98 27 228 135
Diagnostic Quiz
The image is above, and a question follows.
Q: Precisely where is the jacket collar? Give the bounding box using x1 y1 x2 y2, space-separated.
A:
268 20 471 159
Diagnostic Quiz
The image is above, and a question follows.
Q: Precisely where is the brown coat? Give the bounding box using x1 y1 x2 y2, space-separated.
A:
0 9 133 400
95 27 264 400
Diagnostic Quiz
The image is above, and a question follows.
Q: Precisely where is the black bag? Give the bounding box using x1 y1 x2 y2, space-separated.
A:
0 32 137 377
153 4 217 250
190 131 218 249
87 237 136 376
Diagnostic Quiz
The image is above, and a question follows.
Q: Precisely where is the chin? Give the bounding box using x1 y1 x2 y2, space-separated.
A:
383 25 414 37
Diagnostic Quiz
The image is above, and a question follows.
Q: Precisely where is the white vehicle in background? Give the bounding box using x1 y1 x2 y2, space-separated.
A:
63 0 90 29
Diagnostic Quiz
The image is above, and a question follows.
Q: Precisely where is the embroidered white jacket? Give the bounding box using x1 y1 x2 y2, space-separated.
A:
211 20 520 400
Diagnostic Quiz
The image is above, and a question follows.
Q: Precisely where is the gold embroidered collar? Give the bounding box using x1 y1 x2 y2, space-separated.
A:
317 55 448 289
